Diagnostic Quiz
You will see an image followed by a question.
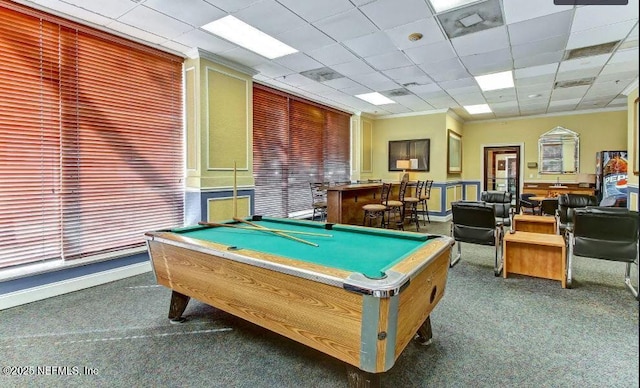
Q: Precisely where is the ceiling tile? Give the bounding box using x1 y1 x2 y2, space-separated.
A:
276 24 335 52
382 65 428 84
384 18 446 50
566 20 637 50
32 0 115 25
404 40 456 65
508 10 573 46
452 92 486 105
276 0 354 23
558 53 610 72
514 63 559 79
551 85 590 100
172 29 237 53
514 50 565 69
608 47 639 64
503 0 573 25
459 48 512 75
331 60 376 77
105 20 167 44
274 73 317 87
218 47 268 67
307 44 359 66
343 31 398 57
313 9 378 41
437 77 476 90
450 26 509 57
600 60 639 74
144 0 226 27
571 3 639 33
359 0 432 30
349 72 398 90
203 0 261 13
117 6 193 38
515 73 556 87
365 51 413 71
446 85 483 97
253 62 296 78
55 0 139 19
323 77 362 90
160 39 192 54
234 0 306 36
338 84 373 95
511 35 568 59
273 53 324 72
406 83 442 95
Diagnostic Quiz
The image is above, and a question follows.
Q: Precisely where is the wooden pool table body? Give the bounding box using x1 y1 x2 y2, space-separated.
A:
145 217 453 382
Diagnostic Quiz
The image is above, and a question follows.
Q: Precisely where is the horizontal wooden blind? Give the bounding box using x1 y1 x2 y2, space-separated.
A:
252 86 289 217
252 84 351 217
0 2 183 267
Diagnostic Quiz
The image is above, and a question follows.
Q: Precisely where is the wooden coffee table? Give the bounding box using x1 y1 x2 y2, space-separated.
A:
503 231 566 288
513 214 556 234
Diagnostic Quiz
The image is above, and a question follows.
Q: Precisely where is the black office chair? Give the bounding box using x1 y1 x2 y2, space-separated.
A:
540 198 558 216
567 207 639 299
481 190 513 227
450 201 503 276
519 193 540 215
556 193 598 235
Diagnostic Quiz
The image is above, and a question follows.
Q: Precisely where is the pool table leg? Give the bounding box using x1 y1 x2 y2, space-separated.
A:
415 315 433 345
346 365 381 388
168 290 190 323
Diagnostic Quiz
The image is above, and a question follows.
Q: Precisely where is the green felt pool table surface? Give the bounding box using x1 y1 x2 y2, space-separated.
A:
172 217 433 279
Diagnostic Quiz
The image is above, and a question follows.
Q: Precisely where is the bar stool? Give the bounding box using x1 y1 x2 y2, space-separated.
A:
401 181 420 231
362 183 391 228
420 180 433 224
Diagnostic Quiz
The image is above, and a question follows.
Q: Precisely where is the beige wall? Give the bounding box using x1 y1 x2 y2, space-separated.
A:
462 110 628 182
184 56 254 189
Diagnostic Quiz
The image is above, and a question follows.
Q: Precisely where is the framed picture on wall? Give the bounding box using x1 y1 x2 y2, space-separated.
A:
447 130 462 174
388 139 430 171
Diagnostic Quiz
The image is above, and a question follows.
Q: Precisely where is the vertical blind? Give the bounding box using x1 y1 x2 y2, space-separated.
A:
252 84 350 217
0 2 184 268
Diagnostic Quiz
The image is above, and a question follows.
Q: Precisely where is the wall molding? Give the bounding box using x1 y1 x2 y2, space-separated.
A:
0 262 151 310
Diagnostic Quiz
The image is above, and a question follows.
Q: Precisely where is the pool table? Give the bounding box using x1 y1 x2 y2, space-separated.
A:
145 216 453 387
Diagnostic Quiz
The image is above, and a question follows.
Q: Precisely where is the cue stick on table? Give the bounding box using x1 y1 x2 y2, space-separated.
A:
233 217 319 247
198 221 333 237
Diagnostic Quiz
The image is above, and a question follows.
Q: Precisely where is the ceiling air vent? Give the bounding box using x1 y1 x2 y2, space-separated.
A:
382 88 412 97
554 77 595 89
564 41 620 60
300 67 344 82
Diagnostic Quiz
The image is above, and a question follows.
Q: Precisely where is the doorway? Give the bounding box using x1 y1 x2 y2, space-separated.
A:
483 146 521 207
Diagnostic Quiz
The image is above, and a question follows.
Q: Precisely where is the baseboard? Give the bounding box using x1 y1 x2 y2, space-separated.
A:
0 262 151 310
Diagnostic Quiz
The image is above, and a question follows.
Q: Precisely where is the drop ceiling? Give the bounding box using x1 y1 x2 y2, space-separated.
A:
13 0 639 120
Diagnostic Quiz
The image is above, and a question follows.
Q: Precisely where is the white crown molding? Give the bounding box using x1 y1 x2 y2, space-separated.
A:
621 77 638 96
465 106 627 124
187 48 258 76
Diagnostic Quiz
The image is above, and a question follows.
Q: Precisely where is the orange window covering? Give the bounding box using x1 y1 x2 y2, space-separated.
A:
252 84 350 217
0 2 183 268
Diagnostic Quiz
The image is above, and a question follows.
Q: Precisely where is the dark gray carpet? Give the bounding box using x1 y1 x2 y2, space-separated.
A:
1 221 638 387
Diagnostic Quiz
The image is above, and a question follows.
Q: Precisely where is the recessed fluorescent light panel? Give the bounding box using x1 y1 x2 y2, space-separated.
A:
201 16 297 59
474 70 514 91
464 104 492 114
355 92 396 105
429 0 483 13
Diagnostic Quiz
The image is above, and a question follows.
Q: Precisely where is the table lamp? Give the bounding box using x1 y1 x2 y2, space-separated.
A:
396 159 411 181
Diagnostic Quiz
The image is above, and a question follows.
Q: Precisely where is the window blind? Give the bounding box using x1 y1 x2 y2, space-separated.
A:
0 2 183 267
252 84 350 217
